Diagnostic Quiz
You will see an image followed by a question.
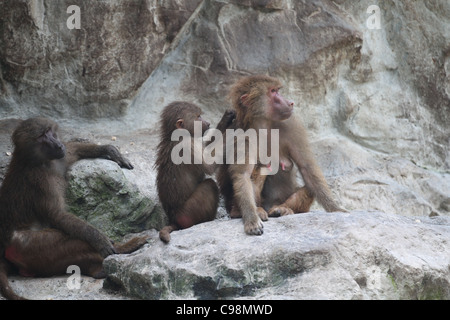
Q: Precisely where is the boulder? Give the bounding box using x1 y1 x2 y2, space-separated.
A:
66 159 166 241
104 211 450 300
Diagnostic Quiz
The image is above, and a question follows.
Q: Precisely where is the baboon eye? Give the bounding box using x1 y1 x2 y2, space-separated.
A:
39 129 49 138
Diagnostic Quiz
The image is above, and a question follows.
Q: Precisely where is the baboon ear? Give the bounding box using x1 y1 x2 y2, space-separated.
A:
176 119 184 129
240 94 249 107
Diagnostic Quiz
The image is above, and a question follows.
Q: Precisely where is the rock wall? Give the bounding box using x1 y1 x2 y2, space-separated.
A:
0 0 449 300
1 1 448 218
0 0 201 118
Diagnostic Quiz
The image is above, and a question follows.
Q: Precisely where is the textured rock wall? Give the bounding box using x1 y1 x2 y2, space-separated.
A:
1 0 448 172
0 0 449 300
0 0 201 118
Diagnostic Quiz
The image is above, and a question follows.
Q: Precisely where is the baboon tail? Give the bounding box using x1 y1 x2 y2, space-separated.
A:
114 236 149 254
159 224 178 243
0 258 26 300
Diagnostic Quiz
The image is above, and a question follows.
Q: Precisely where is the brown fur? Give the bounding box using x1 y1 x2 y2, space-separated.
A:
0 117 147 300
155 102 235 243
218 75 345 235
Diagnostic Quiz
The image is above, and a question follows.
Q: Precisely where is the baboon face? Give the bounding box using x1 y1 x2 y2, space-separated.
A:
37 126 66 160
180 111 210 135
266 86 293 121
161 102 211 137
12 118 66 161
231 75 294 125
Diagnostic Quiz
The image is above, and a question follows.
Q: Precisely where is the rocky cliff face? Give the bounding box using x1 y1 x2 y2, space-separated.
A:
0 0 201 118
0 0 449 300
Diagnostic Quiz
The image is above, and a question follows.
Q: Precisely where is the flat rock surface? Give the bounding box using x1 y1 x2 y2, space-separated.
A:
4 210 449 300
104 211 450 300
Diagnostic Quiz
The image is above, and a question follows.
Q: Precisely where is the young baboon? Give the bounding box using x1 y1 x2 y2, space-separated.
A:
0 117 148 300
218 75 345 236
156 101 235 243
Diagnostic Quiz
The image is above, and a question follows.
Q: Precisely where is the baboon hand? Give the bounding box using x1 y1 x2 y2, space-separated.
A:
217 109 236 131
268 206 294 217
223 109 236 125
256 207 269 221
324 202 348 213
117 157 134 170
94 237 117 258
103 145 134 170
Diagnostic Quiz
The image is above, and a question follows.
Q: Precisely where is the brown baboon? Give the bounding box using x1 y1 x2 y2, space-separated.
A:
217 75 345 236
0 117 148 300
156 101 235 243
